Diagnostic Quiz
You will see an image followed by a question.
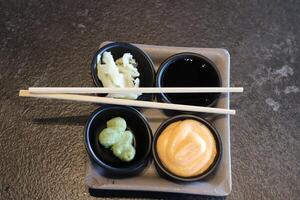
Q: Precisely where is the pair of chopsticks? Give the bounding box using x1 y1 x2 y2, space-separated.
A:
19 87 244 115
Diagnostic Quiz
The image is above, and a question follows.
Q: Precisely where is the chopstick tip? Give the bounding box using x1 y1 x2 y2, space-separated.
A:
19 90 29 96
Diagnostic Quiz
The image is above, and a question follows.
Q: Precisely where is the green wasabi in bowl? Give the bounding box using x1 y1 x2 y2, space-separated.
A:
98 117 135 161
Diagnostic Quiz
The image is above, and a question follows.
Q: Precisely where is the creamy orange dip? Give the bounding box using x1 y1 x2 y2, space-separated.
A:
156 119 217 177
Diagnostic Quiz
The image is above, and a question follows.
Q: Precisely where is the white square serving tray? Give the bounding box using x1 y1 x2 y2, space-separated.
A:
85 42 232 196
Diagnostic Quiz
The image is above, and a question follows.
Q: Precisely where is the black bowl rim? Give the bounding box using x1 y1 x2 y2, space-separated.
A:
91 42 156 89
152 114 223 182
84 105 153 173
156 52 222 107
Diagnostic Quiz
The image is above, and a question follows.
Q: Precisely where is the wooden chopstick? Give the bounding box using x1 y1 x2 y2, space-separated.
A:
19 90 236 115
28 87 244 94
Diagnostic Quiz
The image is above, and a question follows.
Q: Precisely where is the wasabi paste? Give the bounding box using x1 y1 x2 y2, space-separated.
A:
98 127 122 148
99 117 135 161
106 117 126 132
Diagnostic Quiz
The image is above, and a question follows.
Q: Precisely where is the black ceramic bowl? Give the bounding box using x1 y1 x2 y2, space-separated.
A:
91 42 156 101
156 52 222 116
85 105 153 176
152 115 222 182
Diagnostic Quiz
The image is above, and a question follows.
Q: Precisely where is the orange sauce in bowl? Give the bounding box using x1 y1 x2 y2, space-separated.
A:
156 119 217 177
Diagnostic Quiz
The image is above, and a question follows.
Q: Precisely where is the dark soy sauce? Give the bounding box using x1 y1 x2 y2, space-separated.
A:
161 56 221 106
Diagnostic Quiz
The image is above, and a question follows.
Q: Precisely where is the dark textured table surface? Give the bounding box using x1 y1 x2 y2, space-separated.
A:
0 0 299 199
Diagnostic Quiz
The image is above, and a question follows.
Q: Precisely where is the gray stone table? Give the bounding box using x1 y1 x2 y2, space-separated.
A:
0 0 299 199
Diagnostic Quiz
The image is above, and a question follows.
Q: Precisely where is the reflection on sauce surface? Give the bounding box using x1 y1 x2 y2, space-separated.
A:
157 119 217 177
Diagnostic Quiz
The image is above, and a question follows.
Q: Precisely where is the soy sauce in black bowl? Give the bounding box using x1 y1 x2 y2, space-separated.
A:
156 53 222 116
